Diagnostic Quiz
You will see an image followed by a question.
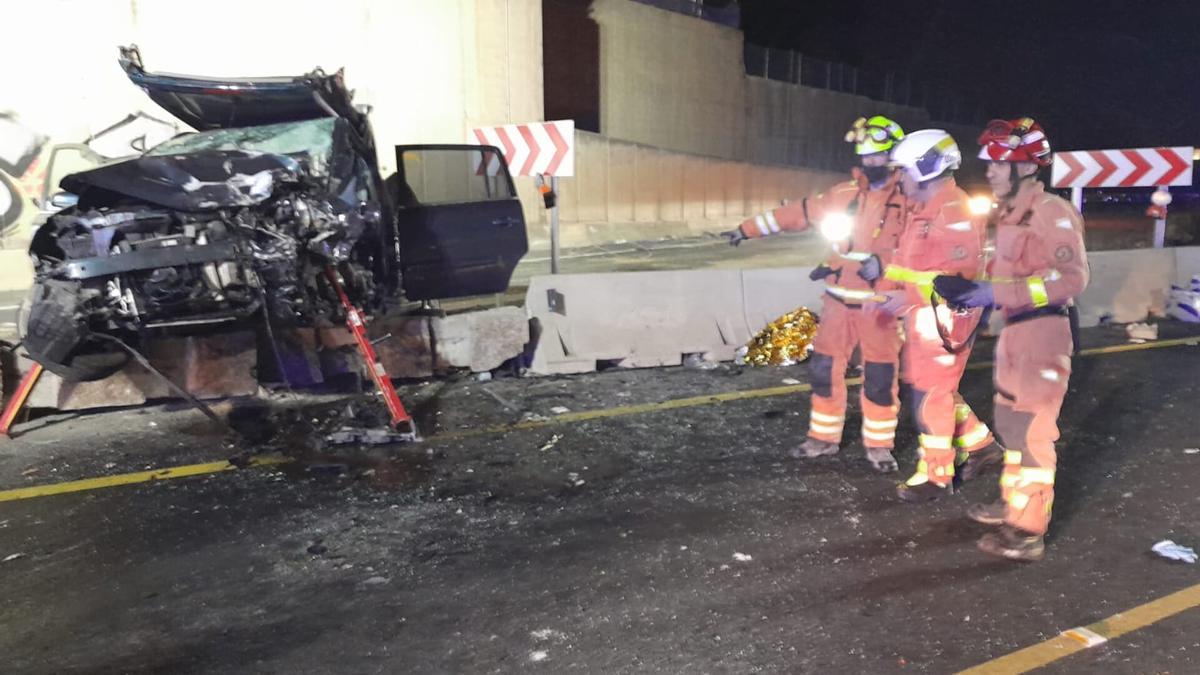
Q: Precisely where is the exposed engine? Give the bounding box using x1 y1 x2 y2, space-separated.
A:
25 148 382 380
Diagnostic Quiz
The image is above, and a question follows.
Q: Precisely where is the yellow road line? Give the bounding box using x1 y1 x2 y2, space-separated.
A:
958 581 1200 674
2 334 1197 503
433 335 1200 442
0 455 290 503
431 379 850 442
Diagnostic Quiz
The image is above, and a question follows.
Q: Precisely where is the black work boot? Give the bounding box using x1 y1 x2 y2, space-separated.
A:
866 447 898 473
966 500 1006 525
957 443 1005 482
793 438 840 459
896 478 953 503
978 525 1045 562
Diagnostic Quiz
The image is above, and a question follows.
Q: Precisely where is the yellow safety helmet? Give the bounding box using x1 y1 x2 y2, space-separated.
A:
845 115 905 155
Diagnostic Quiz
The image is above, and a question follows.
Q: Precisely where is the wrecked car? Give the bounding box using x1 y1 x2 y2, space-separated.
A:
24 45 528 381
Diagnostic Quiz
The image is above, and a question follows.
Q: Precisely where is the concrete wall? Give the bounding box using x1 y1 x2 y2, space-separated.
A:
525 131 842 248
527 247 1200 374
591 0 747 160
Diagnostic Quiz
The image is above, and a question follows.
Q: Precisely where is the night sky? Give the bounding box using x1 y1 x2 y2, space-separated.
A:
738 0 1200 152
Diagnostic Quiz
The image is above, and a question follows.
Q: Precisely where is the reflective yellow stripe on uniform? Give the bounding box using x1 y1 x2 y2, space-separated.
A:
954 403 973 424
811 411 844 424
1004 450 1023 464
1027 276 1049 307
919 434 952 450
825 286 879 302
810 422 844 435
1017 466 1056 486
863 429 896 442
863 418 898 431
954 423 992 448
885 265 940 301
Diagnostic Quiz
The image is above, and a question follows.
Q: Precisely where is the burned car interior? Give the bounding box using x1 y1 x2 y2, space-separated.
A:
23 45 528 381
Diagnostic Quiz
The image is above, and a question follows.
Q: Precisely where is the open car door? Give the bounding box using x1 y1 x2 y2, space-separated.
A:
392 145 528 301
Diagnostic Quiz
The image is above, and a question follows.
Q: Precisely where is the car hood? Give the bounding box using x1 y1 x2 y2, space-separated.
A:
61 150 304 211
119 44 364 132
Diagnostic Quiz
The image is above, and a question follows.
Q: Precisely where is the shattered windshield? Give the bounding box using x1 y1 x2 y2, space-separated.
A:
146 117 336 174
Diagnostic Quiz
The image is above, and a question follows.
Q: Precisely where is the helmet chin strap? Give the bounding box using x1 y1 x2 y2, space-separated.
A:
997 163 1039 201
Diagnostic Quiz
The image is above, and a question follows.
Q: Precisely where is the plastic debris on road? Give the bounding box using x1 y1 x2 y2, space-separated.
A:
1152 540 1197 563
1126 322 1158 341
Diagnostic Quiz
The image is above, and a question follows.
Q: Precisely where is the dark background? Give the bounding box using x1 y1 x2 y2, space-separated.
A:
736 0 1200 151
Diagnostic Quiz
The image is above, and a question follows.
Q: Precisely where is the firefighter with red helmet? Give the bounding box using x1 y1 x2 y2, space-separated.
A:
721 116 907 472
865 130 1002 502
934 118 1089 561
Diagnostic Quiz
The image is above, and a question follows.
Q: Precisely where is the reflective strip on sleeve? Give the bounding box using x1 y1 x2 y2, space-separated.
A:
754 215 772 236
825 286 878 302
1027 276 1050 307
1004 450 1023 464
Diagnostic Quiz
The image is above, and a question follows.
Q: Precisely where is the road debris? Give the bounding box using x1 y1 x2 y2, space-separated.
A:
363 576 390 585
549 406 571 415
683 353 720 370
530 650 549 662
1126 322 1158 341
1151 540 1197 563
2 553 25 563
567 472 585 487
733 552 753 562
326 427 416 445
781 378 802 385
538 434 563 452
1184 448 1200 455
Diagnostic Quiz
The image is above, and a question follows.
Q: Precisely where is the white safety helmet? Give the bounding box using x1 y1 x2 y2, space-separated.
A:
889 129 961 183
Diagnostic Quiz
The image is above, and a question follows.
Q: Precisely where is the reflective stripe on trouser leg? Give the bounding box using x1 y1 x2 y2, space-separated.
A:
952 397 994 453
808 410 845 443
1005 460 1056 535
906 435 955 486
861 415 898 448
998 449 1021 503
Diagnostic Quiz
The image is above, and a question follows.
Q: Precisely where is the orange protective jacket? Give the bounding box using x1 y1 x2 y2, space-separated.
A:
990 181 1089 318
736 169 906 300
884 179 986 305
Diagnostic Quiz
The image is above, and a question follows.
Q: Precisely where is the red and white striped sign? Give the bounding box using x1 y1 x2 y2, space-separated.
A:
1052 146 1193 188
471 120 575 178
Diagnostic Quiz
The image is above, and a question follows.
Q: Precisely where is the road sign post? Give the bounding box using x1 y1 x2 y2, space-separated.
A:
472 120 575 274
1053 146 1193 248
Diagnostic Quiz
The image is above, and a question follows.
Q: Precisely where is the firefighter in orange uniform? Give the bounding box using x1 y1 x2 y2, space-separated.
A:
934 118 1088 561
863 129 1002 501
722 116 907 472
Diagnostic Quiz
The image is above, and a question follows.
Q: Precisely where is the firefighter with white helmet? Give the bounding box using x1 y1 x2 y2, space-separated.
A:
863 129 1002 501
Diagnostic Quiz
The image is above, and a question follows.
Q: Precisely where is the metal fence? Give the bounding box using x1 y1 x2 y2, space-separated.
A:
744 43 981 126
629 0 740 29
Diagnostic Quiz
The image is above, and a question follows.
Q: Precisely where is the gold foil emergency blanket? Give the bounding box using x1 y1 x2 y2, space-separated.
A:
739 307 818 366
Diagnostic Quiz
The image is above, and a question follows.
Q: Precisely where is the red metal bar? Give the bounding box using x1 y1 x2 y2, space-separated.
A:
1 363 43 437
324 267 413 430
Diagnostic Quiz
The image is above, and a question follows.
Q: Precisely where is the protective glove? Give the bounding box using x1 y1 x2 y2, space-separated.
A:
720 228 748 247
808 264 834 282
933 275 995 309
857 255 883 282
865 290 911 317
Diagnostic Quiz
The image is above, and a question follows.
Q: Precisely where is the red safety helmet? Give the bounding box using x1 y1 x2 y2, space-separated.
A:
977 117 1052 166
